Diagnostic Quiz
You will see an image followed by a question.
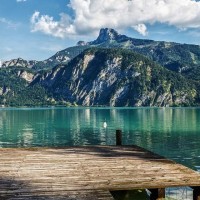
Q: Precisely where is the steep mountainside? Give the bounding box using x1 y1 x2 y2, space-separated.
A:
37 48 198 107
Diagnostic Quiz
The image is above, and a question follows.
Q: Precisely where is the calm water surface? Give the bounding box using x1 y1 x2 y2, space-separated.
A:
0 107 200 170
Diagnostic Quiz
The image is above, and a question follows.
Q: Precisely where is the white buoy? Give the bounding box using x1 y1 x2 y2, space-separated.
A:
103 121 107 128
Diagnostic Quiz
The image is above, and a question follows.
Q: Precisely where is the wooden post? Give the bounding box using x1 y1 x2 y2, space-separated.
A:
116 130 122 146
193 187 200 200
149 188 165 200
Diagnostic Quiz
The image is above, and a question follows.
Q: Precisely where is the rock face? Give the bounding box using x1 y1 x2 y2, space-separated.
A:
18 71 34 83
38 48 197 107
90 28 123 45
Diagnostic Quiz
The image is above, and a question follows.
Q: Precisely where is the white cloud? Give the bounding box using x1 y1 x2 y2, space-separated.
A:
30 0 200 38
0 18 19 29
31 11 75 38
132 24 148 36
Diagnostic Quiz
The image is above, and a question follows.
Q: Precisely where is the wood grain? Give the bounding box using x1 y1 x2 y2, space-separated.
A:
0 146 199 199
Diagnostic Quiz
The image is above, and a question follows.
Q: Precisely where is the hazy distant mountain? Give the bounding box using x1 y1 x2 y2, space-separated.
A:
1 46 89 71
31 45 89 71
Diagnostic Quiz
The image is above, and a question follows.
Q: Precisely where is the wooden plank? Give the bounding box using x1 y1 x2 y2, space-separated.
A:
0 146 199 199
0 190 114 200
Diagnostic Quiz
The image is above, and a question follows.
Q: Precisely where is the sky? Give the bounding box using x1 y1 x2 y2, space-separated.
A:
1 0 200 61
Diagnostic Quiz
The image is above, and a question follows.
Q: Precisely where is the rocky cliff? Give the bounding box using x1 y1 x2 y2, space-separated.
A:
37 48 198 107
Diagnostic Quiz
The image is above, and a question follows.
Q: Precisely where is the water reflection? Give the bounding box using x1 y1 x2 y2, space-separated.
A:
0 107 200 169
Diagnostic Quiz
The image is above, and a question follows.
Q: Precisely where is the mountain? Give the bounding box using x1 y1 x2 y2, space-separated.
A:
3 28 200 81
88 28 200 80
1 46 88 71
41 28 200 81
1 28 200 107
1 58 38 68
0 67 49 106
31 45 89 71
36 48 198 107
89 28 127 45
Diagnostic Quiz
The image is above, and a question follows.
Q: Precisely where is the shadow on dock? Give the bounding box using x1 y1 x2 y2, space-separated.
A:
0 176 114 200
39 145 174 164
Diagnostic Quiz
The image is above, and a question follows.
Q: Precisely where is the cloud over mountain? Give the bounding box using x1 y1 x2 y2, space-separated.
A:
31 0 200 38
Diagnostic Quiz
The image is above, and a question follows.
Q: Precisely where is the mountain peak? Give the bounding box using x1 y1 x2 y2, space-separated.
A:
99 28 119 39
90 28 121 45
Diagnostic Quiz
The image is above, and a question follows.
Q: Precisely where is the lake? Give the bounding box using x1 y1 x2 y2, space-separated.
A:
0 107 200 171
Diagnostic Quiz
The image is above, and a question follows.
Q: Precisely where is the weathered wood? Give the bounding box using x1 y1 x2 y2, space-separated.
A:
116 130 122 145
0 146 199 199
193 187 200 200
0 190 115 200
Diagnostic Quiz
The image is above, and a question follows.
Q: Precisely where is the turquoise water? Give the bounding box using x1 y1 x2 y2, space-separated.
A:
0 107 200 170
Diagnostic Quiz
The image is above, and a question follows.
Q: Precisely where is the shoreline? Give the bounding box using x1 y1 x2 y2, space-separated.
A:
0 105 200 110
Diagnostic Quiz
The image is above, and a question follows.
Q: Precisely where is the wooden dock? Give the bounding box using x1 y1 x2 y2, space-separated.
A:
0 146 200 200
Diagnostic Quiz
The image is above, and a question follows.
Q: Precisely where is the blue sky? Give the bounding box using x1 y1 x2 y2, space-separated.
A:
1 0 200 61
